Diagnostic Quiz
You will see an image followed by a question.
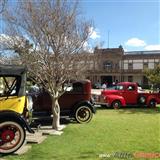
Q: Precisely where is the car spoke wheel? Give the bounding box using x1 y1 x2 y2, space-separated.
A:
0 121 26 154
112 101 121 109
75 106 93 123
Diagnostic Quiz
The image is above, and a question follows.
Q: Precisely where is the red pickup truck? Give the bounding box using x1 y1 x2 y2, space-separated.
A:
99 82 160 109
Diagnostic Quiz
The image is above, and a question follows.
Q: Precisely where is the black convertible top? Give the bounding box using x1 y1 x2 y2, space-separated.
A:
0 65 27 76
0 65 27 96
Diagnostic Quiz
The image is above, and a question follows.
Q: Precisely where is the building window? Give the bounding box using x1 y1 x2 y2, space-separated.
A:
128 63 133 70
121 76 124 82
128 76 133 82
143 76 148 85
143 62 148 69
103 61 113 70
155 62 159 68
115 63 119 69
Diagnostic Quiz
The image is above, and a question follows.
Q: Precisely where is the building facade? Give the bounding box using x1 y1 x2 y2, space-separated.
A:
87 47 160 88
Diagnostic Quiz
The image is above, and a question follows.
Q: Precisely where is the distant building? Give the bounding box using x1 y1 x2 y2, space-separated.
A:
86 46 160 88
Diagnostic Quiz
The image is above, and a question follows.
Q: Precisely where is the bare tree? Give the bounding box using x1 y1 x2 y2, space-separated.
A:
0 0 8 60
2 0 92 130
0 0 7 14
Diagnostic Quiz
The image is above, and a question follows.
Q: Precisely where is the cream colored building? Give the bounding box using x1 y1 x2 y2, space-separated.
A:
87 47 160 88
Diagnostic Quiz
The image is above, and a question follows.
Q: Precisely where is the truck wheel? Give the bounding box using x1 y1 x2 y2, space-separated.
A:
75 105 93 123
112 100 121 109
138 96 146 104
0 121 26 154
148 100 156 108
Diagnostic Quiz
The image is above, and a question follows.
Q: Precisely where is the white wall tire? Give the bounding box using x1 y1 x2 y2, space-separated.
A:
138 96 146 104
112 100 121 109
75 106 93 123
148 100 157 108
0 121 26 154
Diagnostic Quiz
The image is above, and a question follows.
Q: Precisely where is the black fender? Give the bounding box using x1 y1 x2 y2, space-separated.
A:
73 100 96 114
0 110 34 133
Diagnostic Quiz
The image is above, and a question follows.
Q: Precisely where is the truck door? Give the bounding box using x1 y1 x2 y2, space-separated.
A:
123 84 138 105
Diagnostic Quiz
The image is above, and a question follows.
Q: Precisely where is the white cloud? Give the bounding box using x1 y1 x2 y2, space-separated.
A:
0 34 15 50
125 38 146 47
82 41 93 53
123 48 128 52
89 27 100 40
0 34 22 45
0 34 34 52
144 45 160 51
124 37 160 51
0 34 12 43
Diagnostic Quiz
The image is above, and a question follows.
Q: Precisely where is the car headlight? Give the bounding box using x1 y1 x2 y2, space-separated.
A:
27 96 33 111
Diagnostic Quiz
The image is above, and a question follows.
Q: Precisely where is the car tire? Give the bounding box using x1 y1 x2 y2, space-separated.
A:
75 105 93 123
112 100 121 109
0 121 26 154
138 96 146 104
148 99 156 108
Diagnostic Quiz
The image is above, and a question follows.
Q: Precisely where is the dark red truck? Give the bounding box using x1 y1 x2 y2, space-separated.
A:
99 82 160 109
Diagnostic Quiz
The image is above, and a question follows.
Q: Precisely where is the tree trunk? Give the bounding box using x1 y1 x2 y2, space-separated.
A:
51 97 60 130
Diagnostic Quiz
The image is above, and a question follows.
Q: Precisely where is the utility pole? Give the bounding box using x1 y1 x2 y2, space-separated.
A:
107 30 110 48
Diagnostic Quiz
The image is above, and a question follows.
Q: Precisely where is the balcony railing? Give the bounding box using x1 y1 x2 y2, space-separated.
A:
87 68 121 74
122 69 143 73
87 69 144 74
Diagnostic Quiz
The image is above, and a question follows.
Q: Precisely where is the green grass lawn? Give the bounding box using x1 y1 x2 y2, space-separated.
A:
4 107 160 160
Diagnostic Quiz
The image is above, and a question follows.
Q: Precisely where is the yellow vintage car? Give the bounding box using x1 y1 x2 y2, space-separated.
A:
0 65 34 154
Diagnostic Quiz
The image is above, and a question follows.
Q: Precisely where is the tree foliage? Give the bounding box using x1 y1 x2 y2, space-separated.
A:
144 64 160 85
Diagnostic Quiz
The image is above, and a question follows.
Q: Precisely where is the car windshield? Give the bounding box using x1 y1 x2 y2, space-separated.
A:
64 83 73 92
0 76 20 97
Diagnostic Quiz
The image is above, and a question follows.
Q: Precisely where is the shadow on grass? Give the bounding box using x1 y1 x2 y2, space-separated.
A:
77 151 96 159
95 105 160 114
117 107 160 114
0 117 77 159
0 154 6 159
94 104 111 110
30 116 76 128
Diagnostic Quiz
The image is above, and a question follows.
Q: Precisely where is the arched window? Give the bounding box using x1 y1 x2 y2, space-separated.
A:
103 61 113 70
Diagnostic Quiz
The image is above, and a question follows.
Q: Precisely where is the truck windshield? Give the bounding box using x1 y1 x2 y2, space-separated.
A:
115 85 124 90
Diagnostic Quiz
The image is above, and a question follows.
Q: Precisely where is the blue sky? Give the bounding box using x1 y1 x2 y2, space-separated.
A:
0 0 159 52
81 0 160 51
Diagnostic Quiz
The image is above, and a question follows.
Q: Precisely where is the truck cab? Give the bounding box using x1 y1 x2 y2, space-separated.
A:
100 82 160 109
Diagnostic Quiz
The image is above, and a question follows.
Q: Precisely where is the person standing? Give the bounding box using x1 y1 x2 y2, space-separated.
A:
102 83 107 90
